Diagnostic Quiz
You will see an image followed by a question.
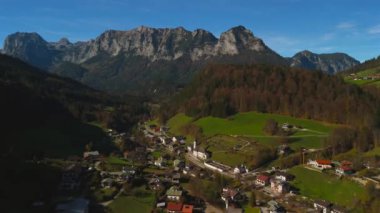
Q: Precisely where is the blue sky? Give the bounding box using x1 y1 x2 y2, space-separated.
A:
1 0 380 61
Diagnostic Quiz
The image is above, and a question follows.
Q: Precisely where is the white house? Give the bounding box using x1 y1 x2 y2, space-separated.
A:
270 179 289 194
154 157 164 167
233 165 248 174
274 172 294 182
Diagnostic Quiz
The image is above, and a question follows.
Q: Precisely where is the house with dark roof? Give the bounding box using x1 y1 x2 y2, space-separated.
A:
233 165 248 174
221 188 240 202
267 200 285 213
336 166 354 175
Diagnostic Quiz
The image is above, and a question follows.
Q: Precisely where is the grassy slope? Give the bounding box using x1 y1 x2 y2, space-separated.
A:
364 147 380 157
167 113 195 143
289 166 366 208
168 112 335 150
344 67 380 86
167 113 193 135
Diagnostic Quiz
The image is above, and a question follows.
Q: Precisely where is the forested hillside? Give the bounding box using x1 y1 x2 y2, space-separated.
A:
0 54 145 157
166 64 380 127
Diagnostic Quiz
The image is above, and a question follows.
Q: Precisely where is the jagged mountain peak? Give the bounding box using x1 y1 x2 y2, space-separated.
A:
217 25 267 54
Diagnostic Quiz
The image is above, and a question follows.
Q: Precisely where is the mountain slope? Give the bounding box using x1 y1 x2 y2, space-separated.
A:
0 54 140 157
290 50 360 74
167 64 377 127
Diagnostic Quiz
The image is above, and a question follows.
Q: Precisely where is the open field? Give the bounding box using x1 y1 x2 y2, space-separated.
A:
167 111 336 151
194 112 334 137
289 166 366 208
108 194 154 213
205 135 268 167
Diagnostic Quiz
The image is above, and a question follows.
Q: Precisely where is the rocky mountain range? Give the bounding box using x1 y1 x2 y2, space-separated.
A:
2 26 360 95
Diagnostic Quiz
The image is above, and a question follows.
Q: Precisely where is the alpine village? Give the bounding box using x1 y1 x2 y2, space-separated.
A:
2 2 380 213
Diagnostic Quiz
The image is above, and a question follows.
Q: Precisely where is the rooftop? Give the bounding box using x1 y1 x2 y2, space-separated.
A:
257 175 270 182
316 160 332 165
182 204 194 213
167 202 183 211
166 186 183 197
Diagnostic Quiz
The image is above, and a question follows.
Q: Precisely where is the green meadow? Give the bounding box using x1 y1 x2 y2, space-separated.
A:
108 194 154 213
167 111 335 151
289 166 367 208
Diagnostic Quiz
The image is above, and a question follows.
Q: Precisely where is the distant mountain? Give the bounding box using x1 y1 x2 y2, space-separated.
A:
0 54 141 157
289 50 359 74
2 26 359 95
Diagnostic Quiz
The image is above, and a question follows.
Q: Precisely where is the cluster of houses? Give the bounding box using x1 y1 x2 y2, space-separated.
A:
307 159 354 175
141 122 355 212
255 171 295 195
106 128 126 140
349 73 380 81
154 181 203 213
220 187 246 212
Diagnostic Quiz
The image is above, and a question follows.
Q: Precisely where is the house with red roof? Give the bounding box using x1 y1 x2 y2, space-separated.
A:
308 159 332 170
167 202 183 213
182 204 194 213
255 174 270 186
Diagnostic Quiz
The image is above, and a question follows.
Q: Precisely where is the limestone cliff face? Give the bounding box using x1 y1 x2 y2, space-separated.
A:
3 26 275 66
3 32 55 69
